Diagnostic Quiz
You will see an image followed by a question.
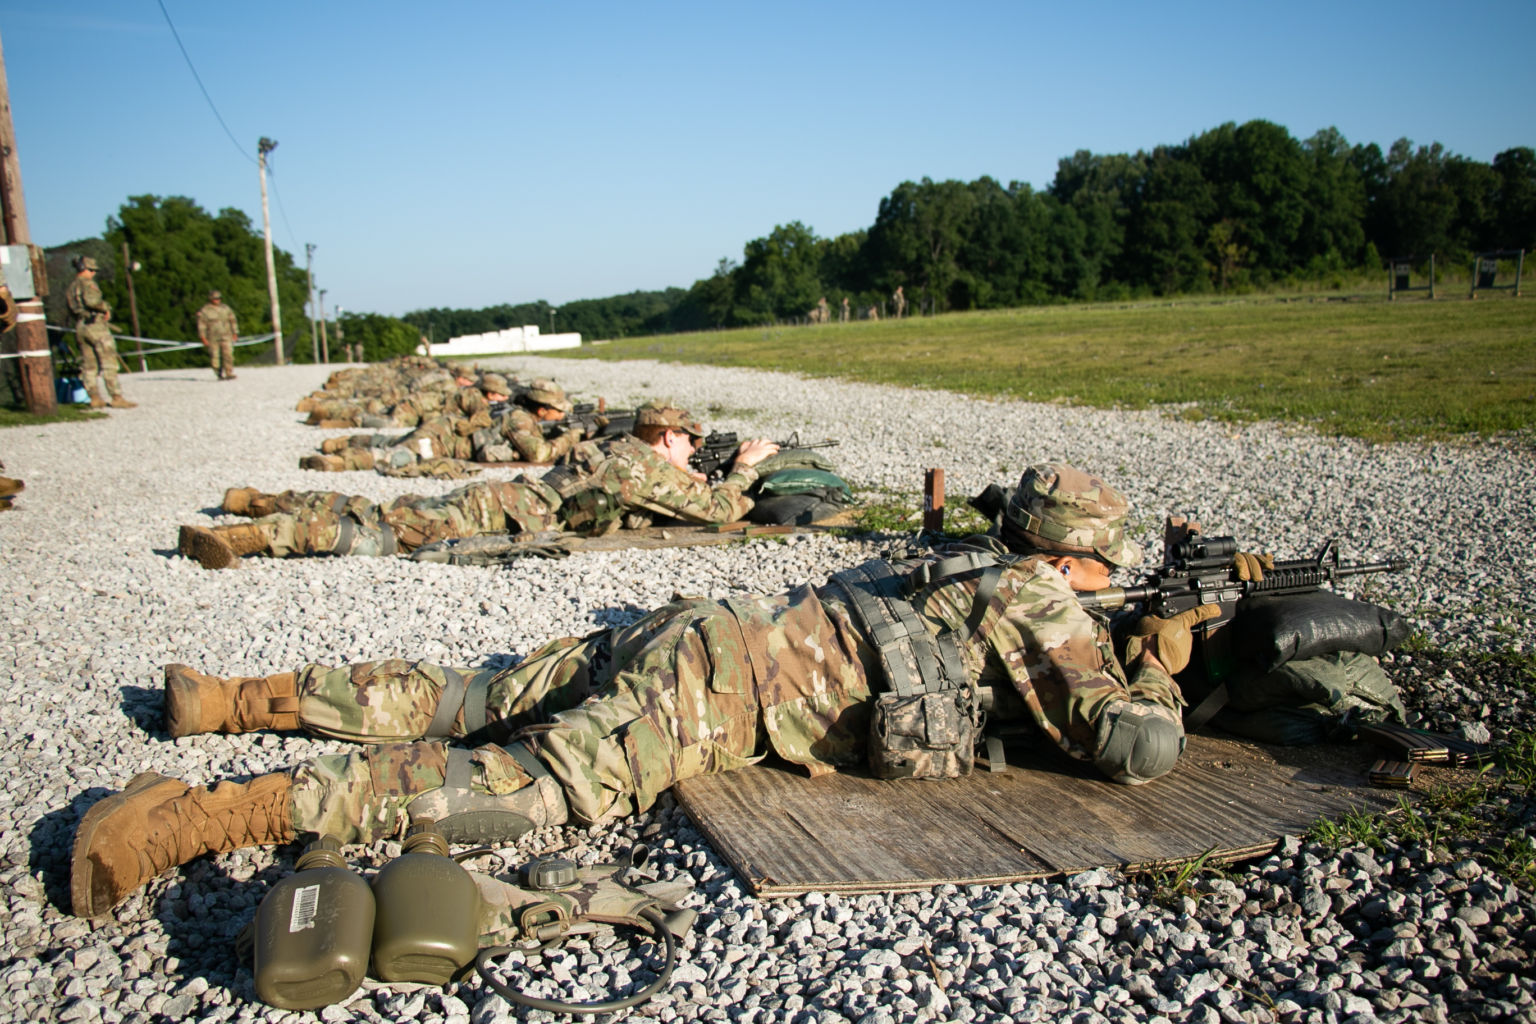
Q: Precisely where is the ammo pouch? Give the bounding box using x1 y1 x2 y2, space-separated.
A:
833 554 1003 780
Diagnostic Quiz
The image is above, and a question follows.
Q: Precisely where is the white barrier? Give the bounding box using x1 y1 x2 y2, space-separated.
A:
417 324 582 358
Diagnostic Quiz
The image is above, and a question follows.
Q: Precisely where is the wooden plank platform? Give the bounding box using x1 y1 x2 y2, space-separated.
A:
673 733 1401 897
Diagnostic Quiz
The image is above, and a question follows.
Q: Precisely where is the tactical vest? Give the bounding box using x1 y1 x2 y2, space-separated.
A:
538 446 624 536
830 549 1016 780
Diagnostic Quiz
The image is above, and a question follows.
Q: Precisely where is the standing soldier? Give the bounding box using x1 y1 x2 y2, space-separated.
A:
892 284 907 319
196 290 240 381
65 256 135 409
840 296 849 323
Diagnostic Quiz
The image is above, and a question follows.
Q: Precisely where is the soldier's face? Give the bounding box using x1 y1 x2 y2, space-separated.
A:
1051 555 1113 592
659 429 695 470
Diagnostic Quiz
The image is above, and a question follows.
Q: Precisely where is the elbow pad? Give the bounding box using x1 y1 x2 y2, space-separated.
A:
1092 702 1185 785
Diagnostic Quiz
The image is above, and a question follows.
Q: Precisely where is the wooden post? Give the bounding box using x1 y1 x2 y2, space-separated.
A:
318 289 329 362
305 243 318 364
923 467 945 533
258 137 284 364
0 32 53 414
121 241 146 371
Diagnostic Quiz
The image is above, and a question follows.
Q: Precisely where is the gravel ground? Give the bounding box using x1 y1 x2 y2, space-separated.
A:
0 357 1531 1023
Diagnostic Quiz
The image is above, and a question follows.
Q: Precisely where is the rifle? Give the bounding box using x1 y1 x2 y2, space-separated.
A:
689 430 840 479
1076 532 1406 626
1078 528 1407 728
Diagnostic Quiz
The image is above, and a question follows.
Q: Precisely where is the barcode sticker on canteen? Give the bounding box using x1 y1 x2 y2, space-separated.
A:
290 884 320 932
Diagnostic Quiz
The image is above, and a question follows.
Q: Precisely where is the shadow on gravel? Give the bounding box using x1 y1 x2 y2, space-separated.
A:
592 603 649 630
153 855 291 999
121 684 166 736
30 786 116 912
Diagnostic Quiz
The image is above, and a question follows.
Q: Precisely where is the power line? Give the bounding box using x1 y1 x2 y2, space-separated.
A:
156 0 256 166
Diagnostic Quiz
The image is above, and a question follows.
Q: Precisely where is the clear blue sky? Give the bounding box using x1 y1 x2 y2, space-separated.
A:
2 1 1532 318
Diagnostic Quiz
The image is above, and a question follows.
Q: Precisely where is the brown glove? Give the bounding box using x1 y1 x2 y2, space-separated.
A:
1129 604 1222 675
1233 551 1274 582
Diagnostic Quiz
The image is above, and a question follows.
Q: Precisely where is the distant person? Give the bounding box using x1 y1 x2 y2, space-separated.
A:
840 296 849 323
892 285 907 319
64 256 134 409
196 290 240 381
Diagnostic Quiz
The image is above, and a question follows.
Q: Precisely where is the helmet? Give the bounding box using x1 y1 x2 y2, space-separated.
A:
1001 463 1142 568
523 378 572 413
208 289 222 300
76 256 99 272
635 400 703 438
479 372 511 395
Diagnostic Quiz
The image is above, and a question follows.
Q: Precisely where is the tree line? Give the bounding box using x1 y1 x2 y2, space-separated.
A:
402 120 1535 340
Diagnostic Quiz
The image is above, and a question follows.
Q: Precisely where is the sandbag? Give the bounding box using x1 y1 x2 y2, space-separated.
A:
1233 592 1410 673
747 490 852 526
755 468 852 500
1214 651 1407 745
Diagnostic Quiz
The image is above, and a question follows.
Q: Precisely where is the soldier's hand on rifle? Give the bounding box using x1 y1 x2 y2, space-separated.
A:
1233 551 1274 582
733 439 779 469
1129 604 1221 675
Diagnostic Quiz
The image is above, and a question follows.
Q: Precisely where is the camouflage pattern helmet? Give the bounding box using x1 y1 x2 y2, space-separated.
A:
479 372 512 396
76 256 99 272
524 378 572 413
635 400 704 438
1001 463 1142 568
208 289 222 300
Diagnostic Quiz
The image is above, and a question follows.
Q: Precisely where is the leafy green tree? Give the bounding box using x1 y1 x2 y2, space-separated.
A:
337 311 421 361
1491 147 1536 251
733 221 824 322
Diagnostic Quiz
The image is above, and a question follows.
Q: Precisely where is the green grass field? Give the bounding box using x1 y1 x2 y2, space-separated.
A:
559 293 1536 444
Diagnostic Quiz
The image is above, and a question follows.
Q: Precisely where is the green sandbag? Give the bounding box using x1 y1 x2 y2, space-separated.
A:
1214 650 1407 745
755 468 852 499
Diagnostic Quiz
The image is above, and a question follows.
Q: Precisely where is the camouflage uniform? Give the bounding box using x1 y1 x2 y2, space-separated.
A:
195 293 239 380
272 539 1176 843
64 262 125 404
231 430 760 559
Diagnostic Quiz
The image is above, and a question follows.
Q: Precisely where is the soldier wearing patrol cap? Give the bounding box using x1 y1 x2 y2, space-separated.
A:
64 256 135 409
196 289 240 381
78 462 1219 920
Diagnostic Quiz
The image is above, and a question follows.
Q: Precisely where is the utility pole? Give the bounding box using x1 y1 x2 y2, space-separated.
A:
121 241 146 371
257 137 284 365
305 242 318 364
335 305 347 362
0 30 54 414
317 288 329 362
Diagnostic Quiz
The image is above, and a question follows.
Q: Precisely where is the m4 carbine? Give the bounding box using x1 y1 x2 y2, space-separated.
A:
1076 532 1406 634
689 430 840 480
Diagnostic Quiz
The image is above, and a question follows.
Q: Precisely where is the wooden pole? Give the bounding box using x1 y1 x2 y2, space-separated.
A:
121 241 146 371
305 243 318 364
318 289 329 362
0 30 54 414
258 137 284 365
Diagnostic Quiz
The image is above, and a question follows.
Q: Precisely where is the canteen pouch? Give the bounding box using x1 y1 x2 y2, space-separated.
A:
868 684 981 780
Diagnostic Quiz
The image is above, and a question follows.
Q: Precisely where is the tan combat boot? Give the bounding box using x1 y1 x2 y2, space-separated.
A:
71 771 294 918
178 522 273 569
299 453 346 472
320 436 366 454
220 488 283 517
89 394 106 410
0 476 22 499
163 664 300 737
109 395 137 409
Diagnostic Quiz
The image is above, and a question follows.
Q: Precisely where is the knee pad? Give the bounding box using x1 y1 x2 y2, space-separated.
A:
1093 702 1185 785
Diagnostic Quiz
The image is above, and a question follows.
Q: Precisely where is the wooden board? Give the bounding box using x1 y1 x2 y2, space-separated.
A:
673 733 1401 897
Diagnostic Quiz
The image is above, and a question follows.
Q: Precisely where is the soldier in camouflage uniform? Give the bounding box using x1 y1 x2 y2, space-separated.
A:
302 377 586 475
175 401 779 569
73 463 1219 918
64 256 135 409
297 358 476 428
195 290 240 381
